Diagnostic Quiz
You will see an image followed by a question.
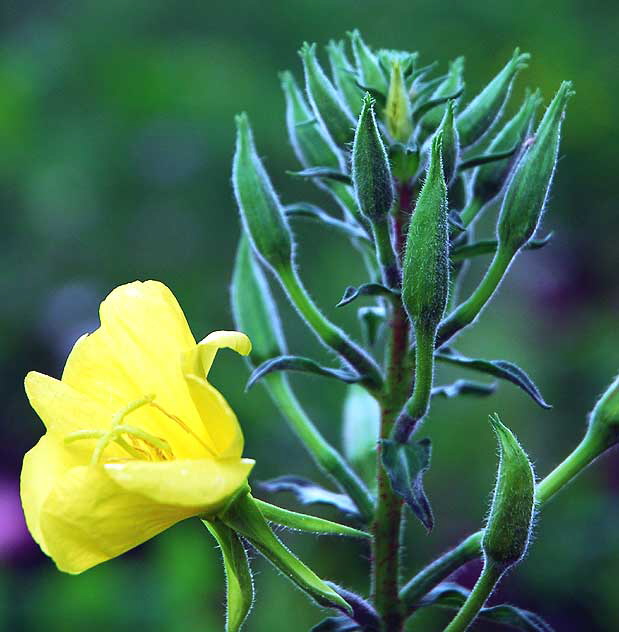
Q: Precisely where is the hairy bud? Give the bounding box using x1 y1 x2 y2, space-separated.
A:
497 81 574 255
434 100 459 186
326 39 364 115
232 113 293 272
348 29 388 94
419 56 465 136
482 414 535 570
385 60 413 142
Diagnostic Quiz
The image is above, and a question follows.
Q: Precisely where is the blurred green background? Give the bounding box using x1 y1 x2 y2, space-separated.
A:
1 1 618 630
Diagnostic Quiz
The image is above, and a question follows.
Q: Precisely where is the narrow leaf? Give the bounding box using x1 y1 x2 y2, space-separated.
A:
380 439 434 530
418 583 555 631
411 86 464 122
260 475 359 516
284 203 370 242
451 233 553 263
435 349 552 409
312 617 359 632
325 583 380 631
448 210 465 232
337 283 400 308
458 143 519 171
204 520 254 632
253 498 370 539
287 167 352 184
431 379 497 399
247 356 361 390
355 83 387 107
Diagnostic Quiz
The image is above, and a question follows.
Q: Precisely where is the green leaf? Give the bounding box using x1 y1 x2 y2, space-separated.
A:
458 142 519 171
286 167 352 184
336 283 400 307
203 520 254 632
220 493 351 614
260 475 359 516
380 438 433 530
246 355 361 390
253 498 370 539
435 348 552 409
284 203 370 242
312 617 359 632
418 583 555 631
431 379 497 399
411 86 464 122
450 233 553 263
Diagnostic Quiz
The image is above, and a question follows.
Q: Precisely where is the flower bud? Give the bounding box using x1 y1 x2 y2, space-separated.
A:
457 49 530 148
352 94 394 222
231 237 287 366
348 29 388 95
471 88 541 205
299 42 355 147
482 414 535 570
497 81 574 255
419 56 465 135
402 132 449 333
326 39 364 115
385 60 413 142
434 100 459 186
233 113 293 272
588 374 619 449
280 70 343 170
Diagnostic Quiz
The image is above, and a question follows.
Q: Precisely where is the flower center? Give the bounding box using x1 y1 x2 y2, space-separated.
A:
64 394 214 465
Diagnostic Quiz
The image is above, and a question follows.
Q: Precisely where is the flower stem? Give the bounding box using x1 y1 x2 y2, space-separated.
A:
459 196 482 227
276 263 383 392
264 372 375 522
442 561 503 632
436 245 514 347
372 217 400 289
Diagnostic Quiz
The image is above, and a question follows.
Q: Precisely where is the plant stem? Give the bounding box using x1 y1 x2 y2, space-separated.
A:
277 263 383 392
442 561 503 632
399 430 608 615
392 327 435 442
264 372 375 522
372 184 413 631
436 245 514 347
373 217 400 288
459 196 482 227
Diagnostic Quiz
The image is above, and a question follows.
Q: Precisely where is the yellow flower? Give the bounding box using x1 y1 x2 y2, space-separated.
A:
21 280 254 574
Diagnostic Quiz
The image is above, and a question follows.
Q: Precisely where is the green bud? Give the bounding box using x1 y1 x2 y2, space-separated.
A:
482 414 535 570
280 71 343 171
402 132 449 333
434 100 459 186
471 88 541 205
299 42 355 147
419 56 464 135
457 49 530 148
385 60 413 142
352 94 394 222
231 237 287 366
348 29 388 95
232 113 293 272
326 39 364 115
588 374 619 449
497 81 574 254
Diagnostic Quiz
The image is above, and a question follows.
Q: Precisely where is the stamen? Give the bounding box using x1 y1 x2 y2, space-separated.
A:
150 401 216 457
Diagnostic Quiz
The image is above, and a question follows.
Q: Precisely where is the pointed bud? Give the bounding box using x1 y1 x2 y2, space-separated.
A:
482 414 535 571
588 374 619 450
348 29 388 94
434 100 459 186
402 132 449 333
457 49 530 148
299 42 355 147
419 56 465 135
326 39 364 115
497 82 574 254
352 94 394 222
232 113 293 272
280 71 343 170
471 88 541 205
231 237 287 366
385 60 413 142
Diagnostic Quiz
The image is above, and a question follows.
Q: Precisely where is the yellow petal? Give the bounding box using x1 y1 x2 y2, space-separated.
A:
39 465 199 574
20 433 80 555
186 330 252 377
104 457 254 507
183 374 244 458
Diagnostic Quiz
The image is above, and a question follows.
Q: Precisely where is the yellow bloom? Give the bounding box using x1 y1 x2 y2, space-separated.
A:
21 280 254 574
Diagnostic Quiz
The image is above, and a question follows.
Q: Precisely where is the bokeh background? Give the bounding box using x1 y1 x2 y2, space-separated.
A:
2 1 618 630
